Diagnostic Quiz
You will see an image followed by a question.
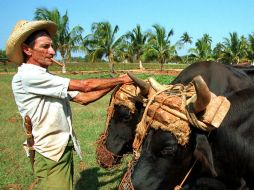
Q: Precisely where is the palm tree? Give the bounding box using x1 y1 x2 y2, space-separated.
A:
64 26 84 62
86 21 123 73
124 25 148 69
179 32 192 64
145 24 177 71
180 32 192 45
189 34 213 61
212 42 224 61
0 49 6 59
34 8 84 72
248 33 254 63
222 32 248 64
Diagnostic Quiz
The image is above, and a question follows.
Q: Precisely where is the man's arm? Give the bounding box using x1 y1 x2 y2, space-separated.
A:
68 74 132 92
71 87 114 105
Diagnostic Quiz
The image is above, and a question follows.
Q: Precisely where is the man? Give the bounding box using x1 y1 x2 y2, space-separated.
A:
6 20 132 190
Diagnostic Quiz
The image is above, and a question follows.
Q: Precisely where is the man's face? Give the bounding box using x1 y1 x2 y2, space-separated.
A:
23 32 55 68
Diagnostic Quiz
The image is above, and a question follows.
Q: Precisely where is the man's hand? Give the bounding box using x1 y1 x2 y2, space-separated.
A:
119 74 133 84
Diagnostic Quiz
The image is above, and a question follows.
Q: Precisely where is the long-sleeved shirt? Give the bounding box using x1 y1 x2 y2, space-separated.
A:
12 63 81 162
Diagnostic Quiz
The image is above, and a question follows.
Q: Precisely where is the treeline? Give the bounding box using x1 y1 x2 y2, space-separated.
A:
2 8 254 72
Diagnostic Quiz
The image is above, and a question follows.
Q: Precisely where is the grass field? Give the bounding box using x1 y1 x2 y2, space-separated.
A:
0 62 188 73
0 71 175 190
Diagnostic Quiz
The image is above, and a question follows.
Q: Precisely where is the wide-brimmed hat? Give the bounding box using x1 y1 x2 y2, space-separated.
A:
6 20 57 64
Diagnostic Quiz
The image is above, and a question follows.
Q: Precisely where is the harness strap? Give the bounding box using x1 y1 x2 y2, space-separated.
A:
174 160 197 190
133 84 211 155
133 85 177 156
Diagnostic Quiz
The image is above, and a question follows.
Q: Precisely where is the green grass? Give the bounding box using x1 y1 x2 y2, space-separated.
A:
0 61 187 73
0 73 175 190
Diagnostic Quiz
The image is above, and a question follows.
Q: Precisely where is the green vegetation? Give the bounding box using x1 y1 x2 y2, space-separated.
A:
0 72 175 190
0 62 187 73
30 8 254 66
3 7 254 73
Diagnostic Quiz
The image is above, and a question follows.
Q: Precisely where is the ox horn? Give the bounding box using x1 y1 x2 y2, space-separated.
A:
191 75 211 113
148 77 166 91
127 72 150 95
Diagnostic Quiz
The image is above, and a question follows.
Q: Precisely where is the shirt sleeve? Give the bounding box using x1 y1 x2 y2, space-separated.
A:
67 91 79 100
21 70 70 99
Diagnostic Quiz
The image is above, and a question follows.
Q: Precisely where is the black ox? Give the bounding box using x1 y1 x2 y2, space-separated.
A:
129 77 254 190
100 61 254 165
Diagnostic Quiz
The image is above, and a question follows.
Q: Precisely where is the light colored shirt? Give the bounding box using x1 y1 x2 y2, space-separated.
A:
12 63 81 162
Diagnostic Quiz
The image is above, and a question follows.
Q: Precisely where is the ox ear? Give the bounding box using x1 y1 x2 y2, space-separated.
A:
194 134 217 177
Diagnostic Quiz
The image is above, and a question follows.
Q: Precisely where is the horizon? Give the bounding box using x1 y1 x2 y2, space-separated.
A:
1 0 254 56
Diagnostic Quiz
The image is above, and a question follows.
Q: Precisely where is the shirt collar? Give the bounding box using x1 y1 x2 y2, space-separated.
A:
19 63 47 72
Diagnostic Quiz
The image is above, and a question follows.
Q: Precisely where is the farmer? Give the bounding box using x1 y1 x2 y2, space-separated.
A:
6 20 132 190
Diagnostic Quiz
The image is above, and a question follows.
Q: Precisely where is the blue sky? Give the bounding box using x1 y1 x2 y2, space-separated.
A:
1 0 254 55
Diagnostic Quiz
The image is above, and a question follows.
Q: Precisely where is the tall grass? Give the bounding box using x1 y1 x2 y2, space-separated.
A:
0 73 175 189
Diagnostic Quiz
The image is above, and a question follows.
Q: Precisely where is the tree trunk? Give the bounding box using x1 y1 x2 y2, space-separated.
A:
62 59 66 73
109 62 115 73
108 53 115 73
60 51 67 73
160 62 164 71
139 60 145 70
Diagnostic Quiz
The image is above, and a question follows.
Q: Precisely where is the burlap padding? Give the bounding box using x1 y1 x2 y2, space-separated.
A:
114 84 139 113
146 103 191 146
133 84 196 149
133 83 231 150
146 90 194 146
96 83 142 168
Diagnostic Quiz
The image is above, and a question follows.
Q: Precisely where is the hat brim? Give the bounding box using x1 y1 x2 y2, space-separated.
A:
6 20 57 64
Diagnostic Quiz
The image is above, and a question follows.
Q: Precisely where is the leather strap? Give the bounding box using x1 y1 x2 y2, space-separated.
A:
24 115 35 171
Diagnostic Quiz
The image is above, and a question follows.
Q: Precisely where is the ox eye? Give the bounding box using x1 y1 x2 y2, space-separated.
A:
160 146 176 156
123 115 132 122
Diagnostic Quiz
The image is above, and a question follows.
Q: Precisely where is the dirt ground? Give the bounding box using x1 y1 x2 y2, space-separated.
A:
0 69 183 76
62 69 183 76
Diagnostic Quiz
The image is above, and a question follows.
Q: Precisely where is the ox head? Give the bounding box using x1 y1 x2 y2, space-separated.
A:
119 76 219 190
96 73 161 168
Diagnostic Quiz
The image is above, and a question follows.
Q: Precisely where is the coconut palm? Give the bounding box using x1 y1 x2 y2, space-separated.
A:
179 32 192 64
124 25 148 69
189 34 213 61
145 24 177 71
86 21 123 73
222 32 249 64
212 42 224 61
180 32 192 45
248 33 254 63
64 26 84 62
0 49 6 59
34 8 84 72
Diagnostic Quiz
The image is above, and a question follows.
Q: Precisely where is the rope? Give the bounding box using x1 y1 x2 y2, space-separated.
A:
185 104 215 132
103 85 121 136
133 85 178 156
132 82 211 157
97 83 146 167
174 160 197 190
119 86 144 103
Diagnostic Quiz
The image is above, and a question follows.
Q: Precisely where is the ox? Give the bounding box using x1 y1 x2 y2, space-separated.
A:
97 61 254 168
127 77 254 190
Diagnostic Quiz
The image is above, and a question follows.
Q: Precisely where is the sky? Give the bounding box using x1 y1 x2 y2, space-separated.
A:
1 0 254 56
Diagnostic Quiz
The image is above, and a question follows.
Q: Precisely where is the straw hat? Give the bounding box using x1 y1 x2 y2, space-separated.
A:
6 20 57 64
